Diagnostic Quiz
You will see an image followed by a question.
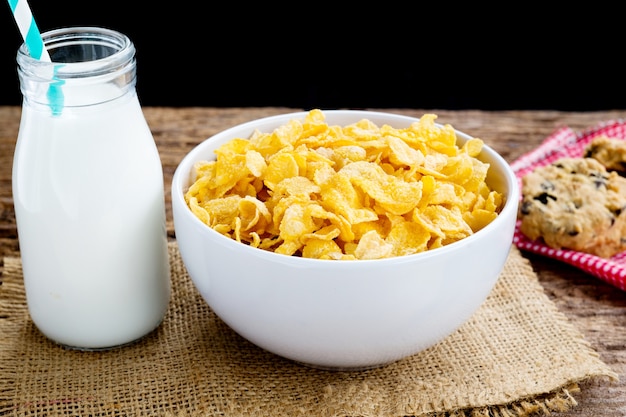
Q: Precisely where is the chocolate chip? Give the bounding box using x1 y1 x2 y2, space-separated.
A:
520 201 533 215
540 181 555 191
534 192 557 205
589 172 609 188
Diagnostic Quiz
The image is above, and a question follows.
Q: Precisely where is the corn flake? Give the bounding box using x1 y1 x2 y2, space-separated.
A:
185 109 505 259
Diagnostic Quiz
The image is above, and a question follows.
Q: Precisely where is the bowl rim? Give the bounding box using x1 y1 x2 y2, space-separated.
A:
172 110 520 266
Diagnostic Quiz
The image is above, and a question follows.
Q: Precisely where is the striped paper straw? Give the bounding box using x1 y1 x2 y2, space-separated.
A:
7 0 50 61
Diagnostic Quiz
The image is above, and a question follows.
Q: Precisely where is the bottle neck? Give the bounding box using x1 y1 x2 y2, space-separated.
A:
17 27 137 114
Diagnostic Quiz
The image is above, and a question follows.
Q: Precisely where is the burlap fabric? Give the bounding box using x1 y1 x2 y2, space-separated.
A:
0 243 617 417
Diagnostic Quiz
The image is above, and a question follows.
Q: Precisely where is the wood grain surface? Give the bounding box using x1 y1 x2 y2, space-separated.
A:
1 106 624 416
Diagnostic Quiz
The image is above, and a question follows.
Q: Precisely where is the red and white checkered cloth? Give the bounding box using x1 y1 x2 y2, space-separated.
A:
511 119 626 291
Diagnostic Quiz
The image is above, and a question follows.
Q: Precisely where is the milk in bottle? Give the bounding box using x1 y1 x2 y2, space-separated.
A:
12 27 171 349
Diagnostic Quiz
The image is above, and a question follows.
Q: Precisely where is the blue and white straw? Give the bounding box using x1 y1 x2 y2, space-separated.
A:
7 0 64 115
7 0 50 61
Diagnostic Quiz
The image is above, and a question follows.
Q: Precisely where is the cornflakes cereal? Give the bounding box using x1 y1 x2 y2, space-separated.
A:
185 109 504 260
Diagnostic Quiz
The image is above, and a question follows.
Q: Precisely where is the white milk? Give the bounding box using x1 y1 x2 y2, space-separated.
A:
12 91 171 349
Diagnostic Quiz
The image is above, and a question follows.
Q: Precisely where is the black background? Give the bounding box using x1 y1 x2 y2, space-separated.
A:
2 3 625 111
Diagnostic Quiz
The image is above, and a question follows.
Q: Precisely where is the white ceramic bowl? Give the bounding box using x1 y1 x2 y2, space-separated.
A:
172 110 519 370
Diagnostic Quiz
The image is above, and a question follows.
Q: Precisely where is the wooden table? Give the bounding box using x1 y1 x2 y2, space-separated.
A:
1 106 624 416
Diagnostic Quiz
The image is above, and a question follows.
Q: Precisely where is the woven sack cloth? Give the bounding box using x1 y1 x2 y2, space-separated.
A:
0 242 618 416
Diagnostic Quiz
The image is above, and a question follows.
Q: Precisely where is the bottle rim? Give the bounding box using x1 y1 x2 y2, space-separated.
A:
17 26 135 79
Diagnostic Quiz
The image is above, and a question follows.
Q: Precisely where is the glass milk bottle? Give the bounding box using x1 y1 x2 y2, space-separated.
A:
12 27 171 350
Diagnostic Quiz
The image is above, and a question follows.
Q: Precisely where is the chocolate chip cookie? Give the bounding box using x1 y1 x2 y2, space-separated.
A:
519 157 626 258
584 136 626 175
